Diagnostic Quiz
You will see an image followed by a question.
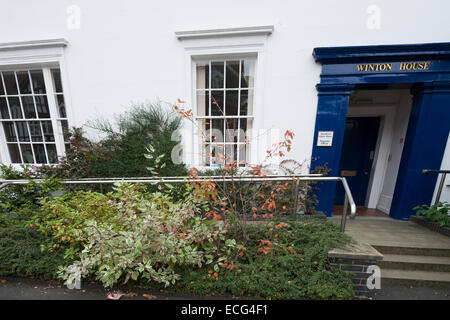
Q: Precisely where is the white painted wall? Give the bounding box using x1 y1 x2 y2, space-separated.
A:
0 0 450 198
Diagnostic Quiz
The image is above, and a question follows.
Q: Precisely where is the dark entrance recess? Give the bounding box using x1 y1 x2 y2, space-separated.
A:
334 117 380 206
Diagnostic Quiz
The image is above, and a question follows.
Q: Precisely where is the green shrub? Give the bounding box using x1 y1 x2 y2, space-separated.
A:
0 224 67 279
0 165 61 223
414 202 450 227
165 219 354 299
56 183 234 288
32 190 121 259
34 101 187 181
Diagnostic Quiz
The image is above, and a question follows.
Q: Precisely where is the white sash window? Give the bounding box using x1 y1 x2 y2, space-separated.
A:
0 67 68 164
195 58 255 167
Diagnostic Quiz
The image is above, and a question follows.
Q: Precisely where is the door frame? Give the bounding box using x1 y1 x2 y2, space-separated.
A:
346 105 397 210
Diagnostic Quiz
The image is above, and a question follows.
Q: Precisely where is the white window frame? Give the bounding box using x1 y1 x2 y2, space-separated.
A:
193 56 256 167
0 39 73 167
176 26 273 169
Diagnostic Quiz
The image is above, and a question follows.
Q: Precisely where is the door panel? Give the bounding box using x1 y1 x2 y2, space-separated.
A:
335 117 380 206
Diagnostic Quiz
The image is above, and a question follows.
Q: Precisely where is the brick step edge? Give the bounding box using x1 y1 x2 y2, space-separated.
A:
410 216 450 238
382 277 450 289
373 245 450 257
379 260 450 272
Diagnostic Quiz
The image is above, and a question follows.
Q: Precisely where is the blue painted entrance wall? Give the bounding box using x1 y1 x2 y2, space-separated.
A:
311 43 450 219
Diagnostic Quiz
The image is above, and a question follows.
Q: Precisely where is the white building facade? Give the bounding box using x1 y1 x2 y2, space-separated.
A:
0 0 449 219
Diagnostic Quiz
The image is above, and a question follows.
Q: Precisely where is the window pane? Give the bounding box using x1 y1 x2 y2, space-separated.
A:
21 96 37 118
238 144 248 166
241 60 255 88
225 118 238 142
2 72 18 95
30 70 46 94
46 144 57 163
33 144 47 163
226 61 240 88
210 144 224 165
56 94 66 118
3 122 17 142
196 63 209 89
0 97 9 119
29 121 43 142
20 144 34 163
240 89 254 116
51 69 63 93
8 97 22 119
211 91 224 116
225 144 238 164
240 119 253 143
0 75 4 95
61 119 70 143
17 71 32 94
196 91 209 116
35 95 50 118
225 90 238 115
211 119 224 143
16 121 30 142
211 61 224 88
41 121 55 142
196 119 210 142
202 143 210 166
7 144 21 163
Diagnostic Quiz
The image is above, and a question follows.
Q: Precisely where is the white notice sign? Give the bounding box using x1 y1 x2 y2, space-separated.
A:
317 131 334 147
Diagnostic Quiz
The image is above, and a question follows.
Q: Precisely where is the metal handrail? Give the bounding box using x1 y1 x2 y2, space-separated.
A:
0 175 356 232
422 169 449 206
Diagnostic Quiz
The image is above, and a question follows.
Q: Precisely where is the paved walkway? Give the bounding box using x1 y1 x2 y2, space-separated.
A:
1 276 448 300
330 216 450 249
373 285 450 300
333 206 388 217
0 277 227 300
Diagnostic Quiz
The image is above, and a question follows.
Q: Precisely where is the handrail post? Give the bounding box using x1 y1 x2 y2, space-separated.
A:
434 172 447 207
340 193 348 232
292 178 300 219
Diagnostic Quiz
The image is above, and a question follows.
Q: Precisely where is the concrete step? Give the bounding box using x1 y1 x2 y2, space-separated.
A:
373 245 450 257
382 269 450 289
379 254 450 272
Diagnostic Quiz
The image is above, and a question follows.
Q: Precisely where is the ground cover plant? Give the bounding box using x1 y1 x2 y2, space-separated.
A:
414 202 450 228
170 219 354 299
0 224 67 279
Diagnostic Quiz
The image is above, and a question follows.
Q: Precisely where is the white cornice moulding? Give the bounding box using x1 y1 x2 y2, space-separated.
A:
0 38 68 51
175 26 274 40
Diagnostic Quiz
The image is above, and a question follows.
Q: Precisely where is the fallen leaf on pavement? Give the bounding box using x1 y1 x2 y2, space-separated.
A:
106 292 124 300
142 294 156 300
0 280 6 284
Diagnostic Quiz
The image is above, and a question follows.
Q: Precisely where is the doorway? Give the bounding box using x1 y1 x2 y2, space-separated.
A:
332 88 413 216
334 117 380 206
